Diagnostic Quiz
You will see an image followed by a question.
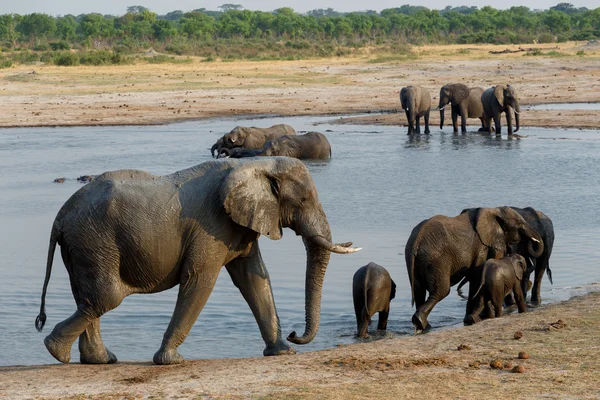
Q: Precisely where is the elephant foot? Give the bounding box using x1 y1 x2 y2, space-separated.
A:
463 314 482 326
529 297 542 307
264 340 296 356
424 129 430 134
153 348 184 365
80 348 117 364
44 335 71 364
411 314 431 333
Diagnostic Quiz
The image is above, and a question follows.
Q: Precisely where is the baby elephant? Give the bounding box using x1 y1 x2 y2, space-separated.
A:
469 254 528 323
353 262 396 338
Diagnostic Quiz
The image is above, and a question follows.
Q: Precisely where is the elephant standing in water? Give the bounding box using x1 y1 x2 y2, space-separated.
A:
400 85 431 135
352 262 396 338
468 254 528 323
210 124 296 156
438 84 485 133
405 206 543 332
481 84 520 135
35 158 360 365
510 207 554 305
220 132 331 160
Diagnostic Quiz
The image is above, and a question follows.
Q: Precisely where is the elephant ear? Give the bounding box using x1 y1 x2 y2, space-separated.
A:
221 161 282 240
494 85 506 106
474 208 506 257
513 259 524 281
390 280 397 301
451 84 470 104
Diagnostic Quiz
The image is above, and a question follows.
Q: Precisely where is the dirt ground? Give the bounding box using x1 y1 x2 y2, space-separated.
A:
0 42 599 130
1 42 600 399
1 287 599 399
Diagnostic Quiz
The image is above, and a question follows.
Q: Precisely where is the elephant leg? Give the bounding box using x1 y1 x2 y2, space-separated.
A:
479 117 485 130
424 111 431 134
226 244 295 356
79 318 117 364
493 295 504 318
44 308 94 364
357 308 370 338
459 105 468 133
413 279 448 332
451 107 459 133
504 292 516 307
377 309 389 331
415 116 421 133
154 261 219 365
405 111 413 135
493 115 501 135
531 259 547 305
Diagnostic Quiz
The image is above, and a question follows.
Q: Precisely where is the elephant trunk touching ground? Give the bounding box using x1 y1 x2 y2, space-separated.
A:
514 103 520 132
287 204 359 345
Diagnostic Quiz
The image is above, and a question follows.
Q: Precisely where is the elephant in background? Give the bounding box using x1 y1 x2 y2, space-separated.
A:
219 132 331 160
481 84 520 135
405 206 543 332
510 207 554 305
400 85 431 135
35 157 360 365
352 262 396 338
438 84 485 133
218 147 260 159
211 124 296 156
467 254 528 324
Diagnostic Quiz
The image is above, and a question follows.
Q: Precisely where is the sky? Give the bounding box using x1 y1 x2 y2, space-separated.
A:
0 0 597 16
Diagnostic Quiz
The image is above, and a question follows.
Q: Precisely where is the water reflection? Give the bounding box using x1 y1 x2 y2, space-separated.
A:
404 134 431 149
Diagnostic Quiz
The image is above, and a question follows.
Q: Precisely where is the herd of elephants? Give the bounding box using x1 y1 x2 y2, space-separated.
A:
36 82 549 366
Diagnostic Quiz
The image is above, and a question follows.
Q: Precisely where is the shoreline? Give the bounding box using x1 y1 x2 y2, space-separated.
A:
2 288 599 399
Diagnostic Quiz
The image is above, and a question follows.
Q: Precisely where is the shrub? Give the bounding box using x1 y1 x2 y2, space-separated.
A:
33 43 50 51
49 41 70 51
0 58 12 68
53 52 79 66
537 33 555 43
576 50 585 56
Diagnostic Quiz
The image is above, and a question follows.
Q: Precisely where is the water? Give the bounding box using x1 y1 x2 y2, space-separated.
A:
1 117 599 366
524 102 600 110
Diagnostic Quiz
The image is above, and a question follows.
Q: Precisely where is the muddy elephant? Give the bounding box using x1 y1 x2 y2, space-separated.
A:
509 207 554 305
352 262 396 338
219 132 331 160
467 254 528 324
405 206 543 332
438 84 485 133
210 124 296 156
481 84 520 135
400 85 431 135
35 157 360 365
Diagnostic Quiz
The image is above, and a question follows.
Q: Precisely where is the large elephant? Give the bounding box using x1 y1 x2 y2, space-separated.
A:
352 262 396 338
481 84 520 135
220 132 331 160
510 206 554 305
210 124 296 157
35 158 360 365
438 84 485 133
405 206 543 332
400 85 431 135
469 254 528 322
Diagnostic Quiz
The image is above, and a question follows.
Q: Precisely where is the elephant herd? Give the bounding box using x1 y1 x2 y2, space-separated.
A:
401 83 520 135
35 82 552 366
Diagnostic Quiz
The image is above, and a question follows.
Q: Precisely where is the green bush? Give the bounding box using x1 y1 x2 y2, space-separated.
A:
33 43 50 51
79 50 113 65
576 50 585 56
0 58 12 68
537 33 555 43
49 41 70 51
53 52 79 66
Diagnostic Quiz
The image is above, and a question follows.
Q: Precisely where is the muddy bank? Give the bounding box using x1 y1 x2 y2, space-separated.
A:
2 288 599 399
0 42 598 130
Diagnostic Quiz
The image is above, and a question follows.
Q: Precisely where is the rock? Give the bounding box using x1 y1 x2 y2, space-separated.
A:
512 365 526 373
457 344 471 351
490 359 504 370
518 351 529 359
514 331 523 340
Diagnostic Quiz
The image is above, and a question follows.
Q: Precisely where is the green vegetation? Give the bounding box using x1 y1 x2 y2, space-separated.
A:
0 3 598 65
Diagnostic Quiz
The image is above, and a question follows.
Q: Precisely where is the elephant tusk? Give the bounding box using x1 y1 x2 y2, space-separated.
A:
231 139 236 143
310 236 361 254
438 106 445 111
531 237 540 243
513 110 519 115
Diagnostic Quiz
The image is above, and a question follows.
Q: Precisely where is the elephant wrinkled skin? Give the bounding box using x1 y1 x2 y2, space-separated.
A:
405 206 543 332
438 84 485 133
211 124 296 156
352 262 396 338
400 85 431 135
481 84 521 135
35 158 360 365
466 254 528 324
220 132 331 160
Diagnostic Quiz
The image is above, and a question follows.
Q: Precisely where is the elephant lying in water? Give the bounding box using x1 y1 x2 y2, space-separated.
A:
35 157 360 365
218 132 331 160
210 124 296 157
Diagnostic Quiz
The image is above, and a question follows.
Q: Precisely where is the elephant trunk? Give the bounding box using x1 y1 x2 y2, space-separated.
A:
217 148 232 158
211 142 219 157
438 96 448 129
514 102 520 132
520 226 544 258
439 109 445 129
287 206 360 345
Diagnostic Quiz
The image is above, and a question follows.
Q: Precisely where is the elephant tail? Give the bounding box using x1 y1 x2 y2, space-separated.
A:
409 250 417 307
364 270 371 317
472 262 489 300
35 228 59 332
546 266 553 285
456 276 469 299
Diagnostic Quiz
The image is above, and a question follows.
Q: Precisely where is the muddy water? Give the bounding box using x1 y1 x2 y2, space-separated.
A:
1 117 599 366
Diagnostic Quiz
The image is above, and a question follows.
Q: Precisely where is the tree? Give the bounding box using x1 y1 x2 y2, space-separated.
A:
0 14 21 46
127 5 149 14
219 4 243 12
56 15 77 41
17 13 56 44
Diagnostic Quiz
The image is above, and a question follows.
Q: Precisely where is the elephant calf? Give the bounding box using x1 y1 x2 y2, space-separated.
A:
400 85 431 135
210 124 296 157
352 262 396 338
466 254 528 324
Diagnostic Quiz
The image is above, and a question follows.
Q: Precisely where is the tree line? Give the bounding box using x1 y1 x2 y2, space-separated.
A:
0 3 598 63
